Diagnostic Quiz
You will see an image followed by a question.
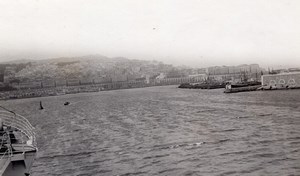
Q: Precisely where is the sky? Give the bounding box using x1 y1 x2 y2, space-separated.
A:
0 0 300 68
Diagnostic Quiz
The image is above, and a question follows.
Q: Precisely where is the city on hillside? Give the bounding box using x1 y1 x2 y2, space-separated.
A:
0 55 299 99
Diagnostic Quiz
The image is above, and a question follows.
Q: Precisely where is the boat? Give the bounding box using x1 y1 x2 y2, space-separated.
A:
178 75 225 89
0 107 37 176
178 81 226 89
224 85 261 93
231 81 261 88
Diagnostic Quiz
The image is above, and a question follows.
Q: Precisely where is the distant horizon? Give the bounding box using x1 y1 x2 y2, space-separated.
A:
1 0 300 70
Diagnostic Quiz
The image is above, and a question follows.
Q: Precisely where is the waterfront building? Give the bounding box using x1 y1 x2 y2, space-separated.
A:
3 66 17 83
196 68 207 74
288 68 300 72
80 78 93 85
111 74 128 82
42 80 56 88
205 64 264 82
261 72 300 89
156 73 166 80
17 81 42 89
55 79 67 87
67 79 80 86
188 74 207 82
145 75 150 84
207 64 262 76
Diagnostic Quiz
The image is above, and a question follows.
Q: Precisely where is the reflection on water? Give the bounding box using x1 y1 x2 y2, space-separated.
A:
2 86 300 175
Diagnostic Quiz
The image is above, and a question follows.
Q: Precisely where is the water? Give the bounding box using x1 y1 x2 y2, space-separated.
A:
1 86 300 176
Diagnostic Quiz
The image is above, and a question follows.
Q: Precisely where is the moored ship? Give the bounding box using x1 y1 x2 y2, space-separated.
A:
0 108 37 176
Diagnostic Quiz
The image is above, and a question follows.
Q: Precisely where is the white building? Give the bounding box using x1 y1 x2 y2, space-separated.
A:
261 72 300 89
188 74 208 82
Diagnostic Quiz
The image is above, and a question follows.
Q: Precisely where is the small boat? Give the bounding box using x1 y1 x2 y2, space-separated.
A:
231 81 261 88
224 85 261 93
0 108 37 176
178 82 226 89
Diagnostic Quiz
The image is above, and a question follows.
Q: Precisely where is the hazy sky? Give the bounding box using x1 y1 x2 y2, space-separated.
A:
0 0 300 68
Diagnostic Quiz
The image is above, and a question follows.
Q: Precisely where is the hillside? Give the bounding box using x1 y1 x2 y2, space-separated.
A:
0 55 190 83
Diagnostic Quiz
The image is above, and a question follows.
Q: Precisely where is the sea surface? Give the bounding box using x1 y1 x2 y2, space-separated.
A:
1 86 300 176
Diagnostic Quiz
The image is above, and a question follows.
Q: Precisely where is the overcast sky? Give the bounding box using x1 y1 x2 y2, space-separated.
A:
0 0 300 68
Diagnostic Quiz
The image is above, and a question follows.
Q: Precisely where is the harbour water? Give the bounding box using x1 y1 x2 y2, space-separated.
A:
1 86 300 176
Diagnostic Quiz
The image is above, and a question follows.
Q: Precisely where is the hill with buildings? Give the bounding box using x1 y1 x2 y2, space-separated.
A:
0 55 193 85
0 55 270 92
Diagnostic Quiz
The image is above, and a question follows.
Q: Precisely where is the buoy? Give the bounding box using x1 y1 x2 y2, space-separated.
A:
39 101 44 110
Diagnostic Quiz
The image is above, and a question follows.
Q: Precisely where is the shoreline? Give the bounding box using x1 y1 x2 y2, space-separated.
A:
2 82 300 101
0 83 179 101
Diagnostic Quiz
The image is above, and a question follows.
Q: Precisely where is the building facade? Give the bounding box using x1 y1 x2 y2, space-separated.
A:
261 72 300 88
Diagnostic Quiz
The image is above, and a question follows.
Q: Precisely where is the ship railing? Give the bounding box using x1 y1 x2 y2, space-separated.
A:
0 132 12 159
0 110 37 148
0 149 10 160
0 147 13 172
0 133 12 171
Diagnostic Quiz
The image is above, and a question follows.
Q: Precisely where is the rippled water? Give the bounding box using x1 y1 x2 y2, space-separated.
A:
1 86 300 176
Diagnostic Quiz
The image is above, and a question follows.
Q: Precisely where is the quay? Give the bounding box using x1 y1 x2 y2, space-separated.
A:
2 72 300 99
224 72 300 93
261 72 300 90
0 76 201 100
